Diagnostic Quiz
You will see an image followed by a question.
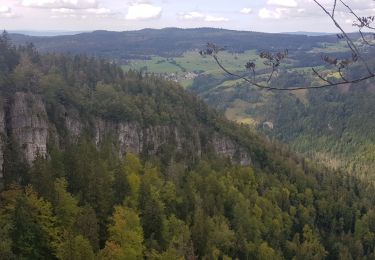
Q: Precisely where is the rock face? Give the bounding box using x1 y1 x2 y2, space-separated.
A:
212 135 252 166
95 119 198 158
9 92 49 164
0 91 252 187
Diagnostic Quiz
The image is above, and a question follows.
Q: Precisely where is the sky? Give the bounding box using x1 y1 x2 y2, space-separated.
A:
0 0 374 33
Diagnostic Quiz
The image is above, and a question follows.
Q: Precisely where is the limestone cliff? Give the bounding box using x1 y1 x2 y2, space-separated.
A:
0 91 252 187
9 92 49 164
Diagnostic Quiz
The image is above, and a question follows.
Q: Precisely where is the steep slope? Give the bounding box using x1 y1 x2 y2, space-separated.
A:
9 28 373 179
194 62 375 179
0 55 254 188
1 33 375 259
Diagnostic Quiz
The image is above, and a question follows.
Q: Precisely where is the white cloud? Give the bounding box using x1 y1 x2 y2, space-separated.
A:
51 13 87 19
240 8 252 14
267 0 298 8
52 8 75 13
258 0 308 19
51 6 114 18
259 8 289 19
178 11 229 22
22 0 98 9
0 6 11 14
205 15 229 22
0 5 17 18
87 7 112 15
180 11 204 20
125 4 162 20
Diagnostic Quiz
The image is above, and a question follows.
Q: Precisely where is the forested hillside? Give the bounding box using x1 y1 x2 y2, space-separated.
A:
194 60 375 179
17 27 369 179
1 32 375 259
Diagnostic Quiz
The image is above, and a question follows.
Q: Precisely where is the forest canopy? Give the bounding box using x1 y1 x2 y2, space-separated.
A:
0 32 375 259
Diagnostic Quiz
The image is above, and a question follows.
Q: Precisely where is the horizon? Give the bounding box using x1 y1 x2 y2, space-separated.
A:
1 0 374 33
5 27 343 37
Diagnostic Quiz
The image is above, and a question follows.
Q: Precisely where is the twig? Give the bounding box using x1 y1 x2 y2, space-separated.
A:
332 0 337 17
359 29 375 47
338 68 349 82
340 0 375 30
313 0 373 75
213 55 374 91
205 1 375 91
312 68 334 85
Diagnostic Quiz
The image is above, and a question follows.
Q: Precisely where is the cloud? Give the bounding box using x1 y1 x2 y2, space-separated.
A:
179 11 204 20
267 0 298 8
87 7 112 15
51 6 115 19
52 8 75 13
178 11 229 22
50 14 87 19
240 8 252 14
259 0 310 19
21 0 98 9
205 15 229 22
125 4 162 20
258 8 289 19
0 5 17 18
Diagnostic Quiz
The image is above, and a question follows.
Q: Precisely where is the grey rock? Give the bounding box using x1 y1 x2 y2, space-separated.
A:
9 92 48 164
0 91 252 188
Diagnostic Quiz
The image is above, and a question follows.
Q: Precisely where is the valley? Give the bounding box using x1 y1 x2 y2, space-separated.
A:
0 20 374 258
16 28 372 179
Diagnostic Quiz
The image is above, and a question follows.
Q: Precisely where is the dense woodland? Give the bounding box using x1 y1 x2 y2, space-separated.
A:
1 32 375 259
193 60 375 180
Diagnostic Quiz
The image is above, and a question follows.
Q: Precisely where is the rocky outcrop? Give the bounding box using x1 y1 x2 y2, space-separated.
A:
9 92 48 164
212 134 252 166
95 119 194 157
0 91 252 187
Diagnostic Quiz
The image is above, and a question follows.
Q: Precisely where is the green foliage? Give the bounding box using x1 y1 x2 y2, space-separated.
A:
99 205 144 259
0 35 374 259
56 234 95 260
10 186 58 259
3 138 29 187
53 178 80 229
1 144 375 259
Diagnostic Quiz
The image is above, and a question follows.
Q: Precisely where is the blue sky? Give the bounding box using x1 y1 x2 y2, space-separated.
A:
0 0 374 32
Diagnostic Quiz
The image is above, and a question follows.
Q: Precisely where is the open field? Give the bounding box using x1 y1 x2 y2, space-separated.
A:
122 50 266 76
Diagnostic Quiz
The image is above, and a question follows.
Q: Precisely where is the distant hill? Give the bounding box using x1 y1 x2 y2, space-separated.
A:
9 27 339 61
281 31 336 36
8 30 88 36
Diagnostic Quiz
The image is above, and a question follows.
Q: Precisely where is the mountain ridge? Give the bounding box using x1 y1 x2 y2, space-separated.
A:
9 27 339 60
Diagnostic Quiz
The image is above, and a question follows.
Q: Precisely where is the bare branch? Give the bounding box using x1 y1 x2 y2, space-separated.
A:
338 68 349 82
332 0 337 17
201 0 375 91
212 54 374 91
340 0 375 30
359 29 375 47
313 0 373 75
312 68 334 85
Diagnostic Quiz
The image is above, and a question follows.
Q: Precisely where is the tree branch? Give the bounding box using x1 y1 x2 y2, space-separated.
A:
212 55 374 91
313 0 373 75
203 0 375 91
